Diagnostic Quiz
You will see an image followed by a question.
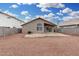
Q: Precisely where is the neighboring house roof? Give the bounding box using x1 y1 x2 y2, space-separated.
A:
59 18 79 26
21 17 56 26
0 12 25 23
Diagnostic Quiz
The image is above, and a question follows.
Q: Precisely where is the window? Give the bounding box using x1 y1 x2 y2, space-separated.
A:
37 23 42 31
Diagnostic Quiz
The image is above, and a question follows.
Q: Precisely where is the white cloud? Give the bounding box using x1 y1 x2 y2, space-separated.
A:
35 13 59 22
25 16 31 19
17 3 27 5
10 4 18 8
27 3 35 5
37 3 65 13
21 11 29 16
37 3 65 8
24 16 34 22
35 15 44 18
17 3 21 5
62 8 72 13
69 11 79 17
62 16 79 21
40 8 51 12
4 10 18 17
62 16 73 21
17 3 35 6
62 11 79 21
56 10 63 16
0 9 2 11
57 12 63 16
61 8 79 21
47 13 55 17
22 3 27 5
36 13 55 19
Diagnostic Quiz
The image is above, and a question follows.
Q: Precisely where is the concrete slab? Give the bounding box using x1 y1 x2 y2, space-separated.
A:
25 33 70 38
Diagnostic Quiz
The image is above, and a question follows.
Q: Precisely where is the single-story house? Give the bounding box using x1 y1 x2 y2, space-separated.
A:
58 18 79 35
21 17 57 34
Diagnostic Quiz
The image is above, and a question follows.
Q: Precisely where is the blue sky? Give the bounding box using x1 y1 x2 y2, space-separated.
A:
0 3 79 24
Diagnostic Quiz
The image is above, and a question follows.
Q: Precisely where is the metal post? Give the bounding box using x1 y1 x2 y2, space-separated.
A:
2 27 5 40
75 24 77 33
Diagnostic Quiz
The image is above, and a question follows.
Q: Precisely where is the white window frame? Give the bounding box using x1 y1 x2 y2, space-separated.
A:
37 23 42 31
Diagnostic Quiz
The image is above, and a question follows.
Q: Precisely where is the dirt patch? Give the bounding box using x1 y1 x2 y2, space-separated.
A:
0 34 79 56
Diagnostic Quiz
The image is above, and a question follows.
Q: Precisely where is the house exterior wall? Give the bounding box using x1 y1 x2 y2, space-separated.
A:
22 19 55 34
0 13 24 28
22 19 44 33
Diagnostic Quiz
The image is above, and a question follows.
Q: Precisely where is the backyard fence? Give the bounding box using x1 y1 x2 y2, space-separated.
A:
58 27 79 35
0 27 21 36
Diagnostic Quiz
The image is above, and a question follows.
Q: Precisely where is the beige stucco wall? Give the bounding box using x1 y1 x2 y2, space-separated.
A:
22 19 55 34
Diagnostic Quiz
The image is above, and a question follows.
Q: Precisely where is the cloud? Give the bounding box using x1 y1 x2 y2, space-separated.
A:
20 10 32 22
40 8 51 12
61 8 79 21
47 13 55 17
35 12 60 23
57 12 63 16
62 16 79 21
62 8 72 13
36 3 65 13
69 11 79 17
36 13 55 19
25 16 31 19
35 15 44 18
23 16 31 22
17 3 26 5
23 12 60 24
56 10 63 16
62 11 79 21
62 16 73 21
0 9 2 11
37 3 65 8
17 3 34 5
43 13 61 24
10 4 18 8
4 10 18 17
21 11 29 16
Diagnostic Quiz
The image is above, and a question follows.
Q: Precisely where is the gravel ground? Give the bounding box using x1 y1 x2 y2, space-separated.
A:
0 33 79 56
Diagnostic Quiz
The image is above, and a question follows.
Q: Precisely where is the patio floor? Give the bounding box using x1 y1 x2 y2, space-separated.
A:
25 32 70 38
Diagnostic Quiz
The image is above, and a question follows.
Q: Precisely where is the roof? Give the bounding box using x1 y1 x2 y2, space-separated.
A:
21 17 56 26
0 12 25 23
59 18 79 26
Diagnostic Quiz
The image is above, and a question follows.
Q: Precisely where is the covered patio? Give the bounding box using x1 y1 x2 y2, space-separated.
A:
44 23 56 32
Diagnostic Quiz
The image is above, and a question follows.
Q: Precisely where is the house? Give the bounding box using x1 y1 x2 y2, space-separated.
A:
0 12 25 36
21 17 57 34
0 12 24 28
58 18 79 35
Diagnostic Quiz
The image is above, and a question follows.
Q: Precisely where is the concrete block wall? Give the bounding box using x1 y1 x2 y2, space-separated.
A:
59 27 79 35
0 27 20 36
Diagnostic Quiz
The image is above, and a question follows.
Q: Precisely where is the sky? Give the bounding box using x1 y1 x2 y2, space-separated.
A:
0 3 79 24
